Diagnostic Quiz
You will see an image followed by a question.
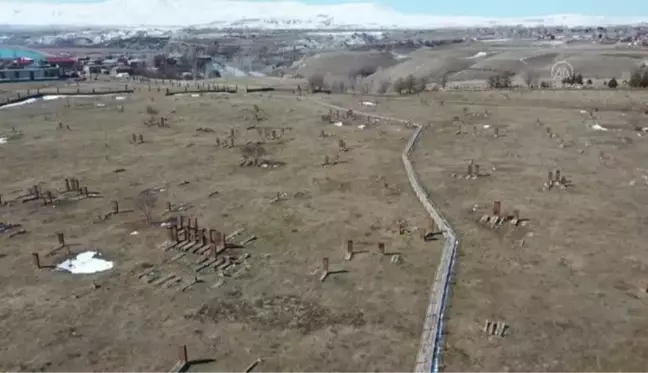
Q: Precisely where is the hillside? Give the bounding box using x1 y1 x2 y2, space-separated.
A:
291 44 648 87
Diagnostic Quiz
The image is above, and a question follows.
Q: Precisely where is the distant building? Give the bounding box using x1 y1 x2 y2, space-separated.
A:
128 58 145 68
83 65 102 74
102 58 119 67
46 57 77 71
0 66 62 82
111 65 134 75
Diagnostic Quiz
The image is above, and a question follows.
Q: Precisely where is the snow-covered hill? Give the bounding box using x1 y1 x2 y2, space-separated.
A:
1 0 647 29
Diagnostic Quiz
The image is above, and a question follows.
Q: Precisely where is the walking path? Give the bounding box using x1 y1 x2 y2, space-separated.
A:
308 98 459 373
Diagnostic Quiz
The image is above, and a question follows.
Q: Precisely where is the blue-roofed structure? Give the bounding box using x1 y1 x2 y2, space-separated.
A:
0 46 48 61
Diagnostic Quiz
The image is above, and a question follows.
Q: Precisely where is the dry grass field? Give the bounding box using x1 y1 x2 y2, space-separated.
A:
320 88 648 371
3 75 648 371
0 83 442 371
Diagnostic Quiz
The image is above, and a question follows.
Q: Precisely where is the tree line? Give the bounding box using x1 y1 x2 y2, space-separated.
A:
306 63 648 95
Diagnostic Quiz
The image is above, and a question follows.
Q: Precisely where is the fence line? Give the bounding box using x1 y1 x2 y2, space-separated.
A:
308 99 458 372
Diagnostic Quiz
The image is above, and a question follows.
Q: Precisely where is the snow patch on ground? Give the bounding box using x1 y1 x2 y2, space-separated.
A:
391 52 410 60
56 251 114 274
0 98 39 109
466 51 488 59
479 39 511 43
0 94 124 110
0 137 7 144
43 95 64 101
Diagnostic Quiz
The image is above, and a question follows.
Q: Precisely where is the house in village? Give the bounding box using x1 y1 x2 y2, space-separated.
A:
0 65 62 82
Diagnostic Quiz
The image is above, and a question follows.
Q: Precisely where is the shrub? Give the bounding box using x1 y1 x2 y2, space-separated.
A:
562 72 584 85
629 66 648 88
608 78 618 88
135 189 157 224
392 75 428 94
488 73 512 89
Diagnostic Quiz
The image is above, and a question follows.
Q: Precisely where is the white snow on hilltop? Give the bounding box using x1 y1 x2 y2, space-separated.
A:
1 0 647 29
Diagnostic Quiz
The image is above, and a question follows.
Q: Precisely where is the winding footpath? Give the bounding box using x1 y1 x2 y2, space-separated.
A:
309 99 459 373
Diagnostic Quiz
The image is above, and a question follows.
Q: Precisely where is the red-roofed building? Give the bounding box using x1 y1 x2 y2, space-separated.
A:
46 57 77 70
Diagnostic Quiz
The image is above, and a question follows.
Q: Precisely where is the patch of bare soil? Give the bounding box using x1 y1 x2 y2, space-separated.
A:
191 294 366 333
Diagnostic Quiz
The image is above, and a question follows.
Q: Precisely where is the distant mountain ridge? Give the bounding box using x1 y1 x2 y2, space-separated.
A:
1 0 647 29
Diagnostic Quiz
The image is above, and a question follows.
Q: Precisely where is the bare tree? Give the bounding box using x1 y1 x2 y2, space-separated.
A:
439 72 450 89
135 189 158 224
523 70 538 88
308 74 325 92
352 76 364 94
349 78 358 93
377 79 391 94
327 77 348 93
414 76 429 93
392 77 406 94
404 74 417 94
359 80 370 94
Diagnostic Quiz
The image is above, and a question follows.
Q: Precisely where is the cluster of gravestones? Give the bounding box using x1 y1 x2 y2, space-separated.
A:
319 239 402 282
543 169 571 191
155 218 254 291
536 119 569 148
18 178 95 207
144 116 169 128
321 108 357 123
216 136 236 149
483 320 508 337
451 160 482 180
130 133 145 144
254 127 284 141
478 201 526 230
